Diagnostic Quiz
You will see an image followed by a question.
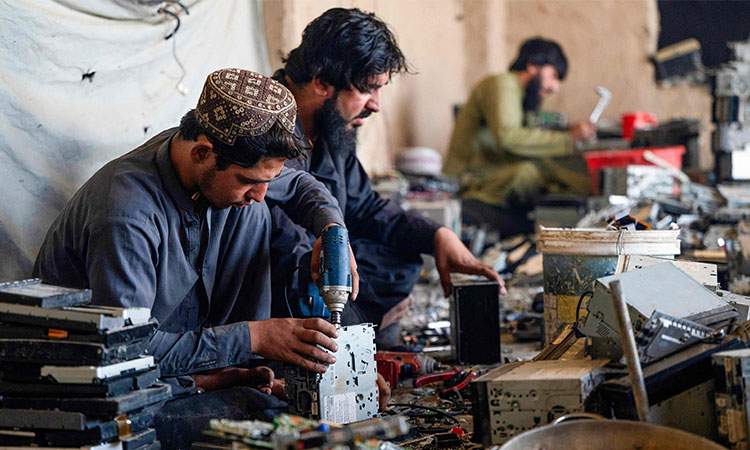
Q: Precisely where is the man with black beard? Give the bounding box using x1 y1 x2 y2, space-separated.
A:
444 37 595 236
267 8 504 347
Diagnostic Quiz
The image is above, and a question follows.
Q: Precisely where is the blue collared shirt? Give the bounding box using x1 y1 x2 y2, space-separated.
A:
34 128 344 380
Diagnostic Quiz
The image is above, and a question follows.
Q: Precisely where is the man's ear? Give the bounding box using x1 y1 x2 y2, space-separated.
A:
311 77 335 99
526 63 539 77
189 135 214 165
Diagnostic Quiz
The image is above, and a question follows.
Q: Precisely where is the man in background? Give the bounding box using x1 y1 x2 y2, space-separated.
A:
444 37 596 237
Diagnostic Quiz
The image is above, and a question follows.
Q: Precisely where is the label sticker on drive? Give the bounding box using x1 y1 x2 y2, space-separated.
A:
323 391 357 424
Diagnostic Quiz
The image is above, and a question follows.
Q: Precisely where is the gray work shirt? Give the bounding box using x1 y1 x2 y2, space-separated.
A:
33 128 344 380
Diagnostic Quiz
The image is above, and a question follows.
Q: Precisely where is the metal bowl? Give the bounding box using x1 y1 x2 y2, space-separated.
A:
499 415 725 450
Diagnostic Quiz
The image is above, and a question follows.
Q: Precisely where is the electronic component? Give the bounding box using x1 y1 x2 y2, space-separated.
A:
579 263 737 362
471 359 611 446
0 278 91 308
0 384 171 418
450 279 501 364
0 302 150 332
600 339 743 438
0 356 157 384
636 311 715 364
717 291 750 322
286 324 378 424
0 279 164 449
0 367 160 398
0 320 158 346
615 255 718 291
0 338 149 366
203 414 409 450
38 410 154 446
713 35 750 181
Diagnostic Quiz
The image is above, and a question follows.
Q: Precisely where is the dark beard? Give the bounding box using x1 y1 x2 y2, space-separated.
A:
314 95 358 156
522 76 542 115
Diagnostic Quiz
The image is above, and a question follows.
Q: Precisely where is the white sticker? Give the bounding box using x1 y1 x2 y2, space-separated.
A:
323 391 357 424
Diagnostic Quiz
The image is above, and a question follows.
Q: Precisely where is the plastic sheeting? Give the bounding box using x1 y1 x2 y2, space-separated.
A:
0 0 271 281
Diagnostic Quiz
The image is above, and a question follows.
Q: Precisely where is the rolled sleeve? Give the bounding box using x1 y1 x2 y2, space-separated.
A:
148 322 255 377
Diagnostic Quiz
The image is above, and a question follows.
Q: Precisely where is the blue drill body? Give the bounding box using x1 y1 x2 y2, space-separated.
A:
320 225 352 326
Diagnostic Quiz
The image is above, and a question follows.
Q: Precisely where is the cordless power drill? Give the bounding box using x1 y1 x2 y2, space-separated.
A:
319 225 352 327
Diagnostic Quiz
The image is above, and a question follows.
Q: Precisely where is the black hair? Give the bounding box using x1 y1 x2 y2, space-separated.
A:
178 110 308 171
282 8 410 92
509 37 568 80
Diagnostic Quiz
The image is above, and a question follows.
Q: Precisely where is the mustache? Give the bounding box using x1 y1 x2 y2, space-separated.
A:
355 109 373 120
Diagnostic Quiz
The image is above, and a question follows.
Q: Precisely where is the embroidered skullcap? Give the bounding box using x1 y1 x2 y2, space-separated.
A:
194 68 297 145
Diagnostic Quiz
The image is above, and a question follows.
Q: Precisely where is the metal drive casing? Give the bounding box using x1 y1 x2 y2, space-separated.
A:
450 279 501 364
579 263 737 361
471 359 610 446
286 324 378 424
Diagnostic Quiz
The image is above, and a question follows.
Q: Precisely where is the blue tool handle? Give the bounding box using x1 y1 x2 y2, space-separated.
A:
321 225 352 289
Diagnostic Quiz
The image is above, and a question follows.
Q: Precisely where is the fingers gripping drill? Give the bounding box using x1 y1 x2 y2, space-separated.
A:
320 225 352 327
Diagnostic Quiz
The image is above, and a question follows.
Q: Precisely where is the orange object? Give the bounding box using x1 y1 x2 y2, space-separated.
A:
622 112 658 140
582 146 685 194
46 328 68 339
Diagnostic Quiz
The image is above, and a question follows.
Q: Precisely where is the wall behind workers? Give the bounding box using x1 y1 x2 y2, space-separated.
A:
264 0 713 172
0 0 270 281
263 0 500 174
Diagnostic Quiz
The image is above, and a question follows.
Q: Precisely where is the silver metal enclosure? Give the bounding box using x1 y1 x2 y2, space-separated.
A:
286 324 379 424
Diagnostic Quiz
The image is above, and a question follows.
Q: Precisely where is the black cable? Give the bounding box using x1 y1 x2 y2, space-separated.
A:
158 2 189 40
159 8 181 40
387 403 460 426
575 291 594 325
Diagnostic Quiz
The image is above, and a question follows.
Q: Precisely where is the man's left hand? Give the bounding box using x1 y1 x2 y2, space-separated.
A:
433 227 506 297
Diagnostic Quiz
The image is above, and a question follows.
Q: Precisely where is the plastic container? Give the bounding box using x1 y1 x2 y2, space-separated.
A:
537 227 681 344
582 146 685 194
621 111 658 140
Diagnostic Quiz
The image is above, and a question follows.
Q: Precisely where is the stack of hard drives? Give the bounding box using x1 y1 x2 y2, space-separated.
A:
0 279 170 449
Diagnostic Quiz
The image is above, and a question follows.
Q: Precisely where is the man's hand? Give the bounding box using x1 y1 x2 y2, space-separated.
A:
310 223 360 301
569 120 596 145
249 318 339 373
433 227 506 297
191 366 286 398
376 373 391 410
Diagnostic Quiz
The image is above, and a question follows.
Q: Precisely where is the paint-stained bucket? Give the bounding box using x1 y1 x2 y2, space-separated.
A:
537 227 681 343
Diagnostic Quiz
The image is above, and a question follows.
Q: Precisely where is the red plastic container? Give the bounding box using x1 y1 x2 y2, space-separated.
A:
582 146 685 194
621 111 658 140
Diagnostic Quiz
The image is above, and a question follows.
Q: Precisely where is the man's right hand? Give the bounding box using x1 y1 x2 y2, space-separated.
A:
248 318 339 373
569 120 596 145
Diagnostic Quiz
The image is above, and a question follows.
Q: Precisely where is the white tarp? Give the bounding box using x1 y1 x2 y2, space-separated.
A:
0 0 271 280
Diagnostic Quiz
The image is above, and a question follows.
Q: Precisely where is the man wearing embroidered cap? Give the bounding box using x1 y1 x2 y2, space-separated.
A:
34 68 356 447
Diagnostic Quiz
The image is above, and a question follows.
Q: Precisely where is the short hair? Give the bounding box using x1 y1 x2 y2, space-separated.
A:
509 37 568 80
178 110 308 171
282 8 409 92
